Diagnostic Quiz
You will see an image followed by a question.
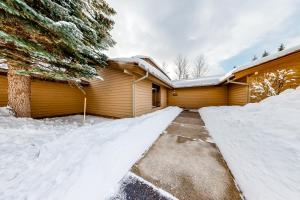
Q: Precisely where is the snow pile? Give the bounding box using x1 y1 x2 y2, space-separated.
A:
199 87 300 200
0 106 182 200
234 44 300 73
110 56 172 86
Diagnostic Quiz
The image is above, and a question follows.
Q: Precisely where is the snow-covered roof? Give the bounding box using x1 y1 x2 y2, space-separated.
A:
172 70 233 88
109 56 173 86
110 56 235 88
133 55 171 79
234 44 300 73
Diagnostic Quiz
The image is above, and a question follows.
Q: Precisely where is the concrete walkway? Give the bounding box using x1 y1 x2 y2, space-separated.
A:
112 111 242 200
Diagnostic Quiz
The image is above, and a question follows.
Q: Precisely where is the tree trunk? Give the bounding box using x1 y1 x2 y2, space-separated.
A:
7 65 31 117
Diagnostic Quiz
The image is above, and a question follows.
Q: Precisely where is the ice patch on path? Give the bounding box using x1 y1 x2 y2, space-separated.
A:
199 86 300 200
0 106 182 200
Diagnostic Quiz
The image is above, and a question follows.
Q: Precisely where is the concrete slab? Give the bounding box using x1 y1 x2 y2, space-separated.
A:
131 111 241 200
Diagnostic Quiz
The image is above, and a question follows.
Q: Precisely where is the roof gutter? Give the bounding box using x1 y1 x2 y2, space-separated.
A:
225 78 249 86
132 71 149 117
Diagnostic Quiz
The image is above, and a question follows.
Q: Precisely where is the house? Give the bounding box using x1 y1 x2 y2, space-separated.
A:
85 56 172 118
231 45 300 102
0 45 300 119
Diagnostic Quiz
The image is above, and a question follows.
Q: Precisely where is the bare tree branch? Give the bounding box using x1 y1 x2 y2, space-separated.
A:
192 55 208 78
161 62 169 75
174 55 189 80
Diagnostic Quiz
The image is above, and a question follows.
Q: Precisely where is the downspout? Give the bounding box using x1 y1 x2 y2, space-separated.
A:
132 71 149 117
72 82 87 124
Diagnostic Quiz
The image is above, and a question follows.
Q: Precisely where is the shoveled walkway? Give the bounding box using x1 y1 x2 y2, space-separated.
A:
112 111 242 200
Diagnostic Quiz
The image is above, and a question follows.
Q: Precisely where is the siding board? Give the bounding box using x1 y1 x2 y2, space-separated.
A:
168 86 228 108
31 80 84 118
0 75 8 106
85 68 133 118
228 84 248 105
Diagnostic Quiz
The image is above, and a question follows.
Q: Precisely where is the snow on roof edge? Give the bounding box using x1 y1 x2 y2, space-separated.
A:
109 57 173 86
110 56 235 88
132 55 172 81
172 70 233 88
234 44 300 73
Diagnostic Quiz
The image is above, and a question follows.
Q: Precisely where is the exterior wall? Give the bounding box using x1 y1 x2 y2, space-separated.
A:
228 84 249 106
0 75 8 106
135 79 152 116
31 80 84 118
135 79 169 116
247 65 300 102
168 86 228 109
161 87 167 108
85 68 133 118
234 51 300 81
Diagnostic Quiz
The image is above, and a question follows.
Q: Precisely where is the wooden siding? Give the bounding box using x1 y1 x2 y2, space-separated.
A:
168 86 228 109
228 84 248 105
85 68 133 118
31 80 84 118
161 87 167 108
247 65 300 102
134 78 168 116
0 75 8 106
247 65 300 88
234 51 300 82
135 79 152 116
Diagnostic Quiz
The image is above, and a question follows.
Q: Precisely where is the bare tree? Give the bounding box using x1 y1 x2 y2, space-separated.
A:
174 55 189 80
192 55 208 78
160 62 169 75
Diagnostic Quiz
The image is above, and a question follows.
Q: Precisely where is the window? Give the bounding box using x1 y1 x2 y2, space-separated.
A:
152 83 161 107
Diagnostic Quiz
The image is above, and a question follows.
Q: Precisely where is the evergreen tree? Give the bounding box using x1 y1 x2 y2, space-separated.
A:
278 43 285 51
0 0 116 117
0 0 116 79
252 55 258 61
262 50 269 57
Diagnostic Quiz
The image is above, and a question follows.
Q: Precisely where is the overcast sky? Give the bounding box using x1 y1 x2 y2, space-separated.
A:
106 0 300 79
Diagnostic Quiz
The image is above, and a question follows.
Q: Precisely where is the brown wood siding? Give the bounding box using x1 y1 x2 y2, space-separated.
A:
31 80 84 118
161 87 167 108
134 78 169 116
0 75 8 106
228 84 248 106
135 79 152 116
168 86 228 109
234 51 300 82
247 65 300 89
85 68 133 118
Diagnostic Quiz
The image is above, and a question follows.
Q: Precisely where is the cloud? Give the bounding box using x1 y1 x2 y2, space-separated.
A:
106 0 300 79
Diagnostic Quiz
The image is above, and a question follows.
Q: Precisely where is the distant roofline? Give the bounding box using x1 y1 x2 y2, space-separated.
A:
234 44 300 74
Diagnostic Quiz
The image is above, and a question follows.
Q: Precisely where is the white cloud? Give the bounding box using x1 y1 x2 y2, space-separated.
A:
106 0 300 79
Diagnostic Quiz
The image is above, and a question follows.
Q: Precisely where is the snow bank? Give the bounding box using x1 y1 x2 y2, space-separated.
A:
199 87 300 200
0 106 182 200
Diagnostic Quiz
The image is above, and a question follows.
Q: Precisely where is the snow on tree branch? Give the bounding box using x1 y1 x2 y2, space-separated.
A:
250 68 296 102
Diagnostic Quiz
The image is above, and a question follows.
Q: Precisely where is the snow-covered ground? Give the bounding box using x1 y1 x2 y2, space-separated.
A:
200 87 300 200
0 106 182 200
